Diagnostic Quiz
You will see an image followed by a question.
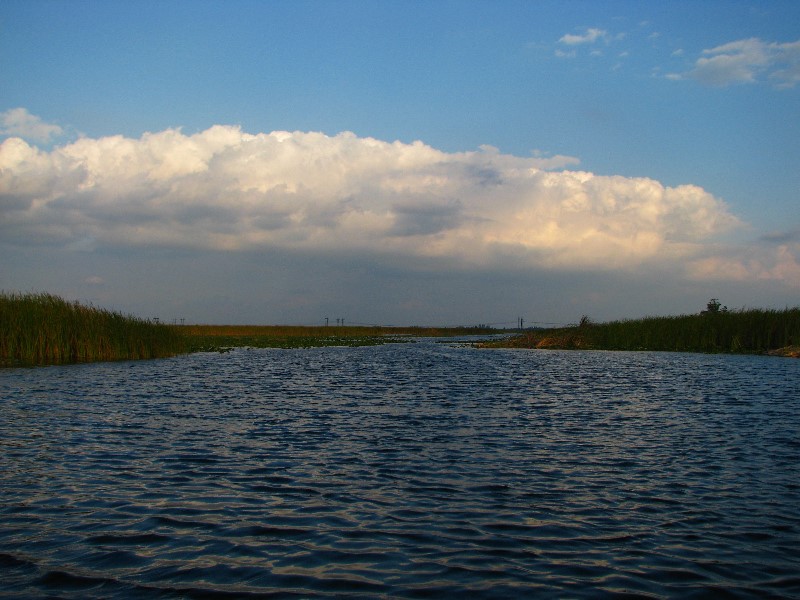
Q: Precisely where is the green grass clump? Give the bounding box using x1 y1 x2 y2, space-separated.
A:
485 308 800 355
1 292 185 366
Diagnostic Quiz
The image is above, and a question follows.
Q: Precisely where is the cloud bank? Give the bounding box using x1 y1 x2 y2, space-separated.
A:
3 122 792 285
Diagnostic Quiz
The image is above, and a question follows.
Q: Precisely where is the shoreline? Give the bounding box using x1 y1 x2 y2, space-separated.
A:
478 309 800 358
3 293 798 366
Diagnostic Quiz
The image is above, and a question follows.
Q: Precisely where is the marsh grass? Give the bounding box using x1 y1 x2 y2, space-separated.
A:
1 292 184 366
1 293 503 365
180 324 498 351
486 308 800 355
7 292 796 364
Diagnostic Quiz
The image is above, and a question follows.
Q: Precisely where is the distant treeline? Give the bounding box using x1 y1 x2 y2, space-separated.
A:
1 292 184 366
488 308 800 355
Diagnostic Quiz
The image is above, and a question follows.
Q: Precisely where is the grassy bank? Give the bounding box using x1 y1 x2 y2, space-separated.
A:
180 324 499 351
1 292 185 366
482 308 800 356
1 293 501 365
15 291 795 363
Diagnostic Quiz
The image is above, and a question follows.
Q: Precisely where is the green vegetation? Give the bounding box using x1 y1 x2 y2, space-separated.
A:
180 324 499 352
180 324 391 351
7 292 796 365
482 304 800 356
1 292 184 366
1 292 501 365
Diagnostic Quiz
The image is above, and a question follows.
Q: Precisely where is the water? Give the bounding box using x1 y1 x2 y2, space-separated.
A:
1 340 799 598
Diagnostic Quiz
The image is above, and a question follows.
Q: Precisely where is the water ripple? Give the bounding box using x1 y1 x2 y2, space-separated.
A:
1 343 799 598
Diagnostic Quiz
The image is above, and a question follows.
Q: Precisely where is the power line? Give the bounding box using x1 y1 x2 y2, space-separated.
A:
327 319 573 328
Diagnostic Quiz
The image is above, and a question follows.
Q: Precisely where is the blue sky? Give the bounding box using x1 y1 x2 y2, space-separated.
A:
1 0 798 326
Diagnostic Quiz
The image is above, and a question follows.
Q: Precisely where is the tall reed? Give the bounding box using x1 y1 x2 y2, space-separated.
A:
490 307 800 354
1 292 185 366
584 308 800 353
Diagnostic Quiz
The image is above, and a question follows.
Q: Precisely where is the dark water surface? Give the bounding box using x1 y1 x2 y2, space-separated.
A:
1 341 799 598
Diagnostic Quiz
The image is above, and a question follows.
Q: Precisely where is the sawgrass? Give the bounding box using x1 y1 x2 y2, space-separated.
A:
7 291 796 364
1 292 184 366
8 291 796 364
1 293 502 365
180 324 499 351
484 308 800 355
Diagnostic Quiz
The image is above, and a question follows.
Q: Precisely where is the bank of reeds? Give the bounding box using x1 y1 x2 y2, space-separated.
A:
1 292 185 366
487 308 800 355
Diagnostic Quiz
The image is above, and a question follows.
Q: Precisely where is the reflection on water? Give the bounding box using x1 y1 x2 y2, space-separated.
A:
1 342 799 598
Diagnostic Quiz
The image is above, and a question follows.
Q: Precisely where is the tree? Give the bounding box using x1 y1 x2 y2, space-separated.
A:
703 298 728 315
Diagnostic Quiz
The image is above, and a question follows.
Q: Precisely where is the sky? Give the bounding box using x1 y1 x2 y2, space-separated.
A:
1 0 799 326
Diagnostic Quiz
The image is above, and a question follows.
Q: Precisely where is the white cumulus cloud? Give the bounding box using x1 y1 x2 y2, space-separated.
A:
0 108 64 143
0 123 749 278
